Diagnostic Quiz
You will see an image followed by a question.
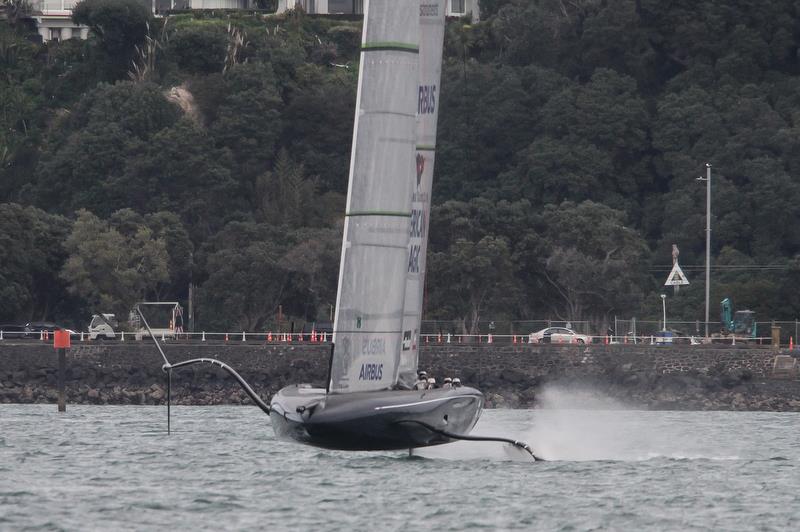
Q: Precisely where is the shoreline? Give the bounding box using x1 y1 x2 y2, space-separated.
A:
1 342 798 411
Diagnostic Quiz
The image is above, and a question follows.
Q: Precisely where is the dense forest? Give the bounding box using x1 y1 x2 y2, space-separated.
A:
3 0 800 333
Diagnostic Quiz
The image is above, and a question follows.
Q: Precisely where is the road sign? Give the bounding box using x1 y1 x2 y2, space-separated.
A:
665 262 690 286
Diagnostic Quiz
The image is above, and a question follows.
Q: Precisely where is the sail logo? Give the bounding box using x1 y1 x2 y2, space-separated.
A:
418 85 436 115
408 245 421 273
410 208 426 238
358 363 383 381
362 337 386 355
416 153 425 187
402 330 412 351
420 3 439 17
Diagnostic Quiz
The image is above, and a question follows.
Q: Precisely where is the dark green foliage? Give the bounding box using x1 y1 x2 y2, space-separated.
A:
71 0 153 79
0 203 71 322
6 3 800 329
165 23 228 75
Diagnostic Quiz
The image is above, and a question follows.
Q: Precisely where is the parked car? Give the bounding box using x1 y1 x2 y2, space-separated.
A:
0 323 27 339
528 327 591 344
24 322 77 338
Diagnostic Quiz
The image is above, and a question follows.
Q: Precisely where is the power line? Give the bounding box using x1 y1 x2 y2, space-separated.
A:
650 264 792 272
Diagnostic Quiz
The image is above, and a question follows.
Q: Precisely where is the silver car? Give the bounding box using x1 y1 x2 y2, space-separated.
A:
528 327 591 344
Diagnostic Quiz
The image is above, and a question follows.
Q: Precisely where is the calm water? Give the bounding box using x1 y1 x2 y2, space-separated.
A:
1 401 799 531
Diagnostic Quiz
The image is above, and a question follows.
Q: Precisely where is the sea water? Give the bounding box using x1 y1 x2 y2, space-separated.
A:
1 398 798 531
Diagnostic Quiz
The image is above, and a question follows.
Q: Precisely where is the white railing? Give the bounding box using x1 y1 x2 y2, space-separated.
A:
0 329 776 347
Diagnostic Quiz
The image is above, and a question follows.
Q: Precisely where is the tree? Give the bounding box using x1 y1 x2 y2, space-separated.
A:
165 22 228 75
195 221 291 331
0 203 70 321
72 0 153 79
210 62 284 180
427 235 518 335
60 209 169 317
279 226 342 321
30 81 181 216
534 201 649 327
255 149 318 228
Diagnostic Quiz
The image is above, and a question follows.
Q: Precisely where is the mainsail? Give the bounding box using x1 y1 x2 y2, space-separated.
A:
330 0 420 393
398 0 447 389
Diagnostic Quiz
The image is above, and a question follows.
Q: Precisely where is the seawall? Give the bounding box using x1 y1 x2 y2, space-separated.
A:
1 341 798 410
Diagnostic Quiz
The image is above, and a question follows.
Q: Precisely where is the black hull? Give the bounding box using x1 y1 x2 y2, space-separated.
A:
269 385 484 451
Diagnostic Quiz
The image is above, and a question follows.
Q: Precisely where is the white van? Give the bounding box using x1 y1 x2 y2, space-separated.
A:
88 314 117 340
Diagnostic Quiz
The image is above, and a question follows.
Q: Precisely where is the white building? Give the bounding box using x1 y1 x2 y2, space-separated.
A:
28 0 478 43
27 0 252 42
275 0 479 19
29 1 89 42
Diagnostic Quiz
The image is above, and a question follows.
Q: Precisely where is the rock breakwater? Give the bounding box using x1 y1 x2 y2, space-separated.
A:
1 342 798 410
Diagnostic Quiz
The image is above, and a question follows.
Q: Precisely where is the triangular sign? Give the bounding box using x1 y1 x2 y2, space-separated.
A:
664 262 690 286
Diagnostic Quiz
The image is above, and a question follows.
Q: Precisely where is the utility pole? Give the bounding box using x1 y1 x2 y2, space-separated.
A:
697 163 712 338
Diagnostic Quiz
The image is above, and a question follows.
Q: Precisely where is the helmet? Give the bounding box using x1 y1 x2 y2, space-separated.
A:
418 370 427 378
443 377 452 383
452 378 461 385
427 378 436 384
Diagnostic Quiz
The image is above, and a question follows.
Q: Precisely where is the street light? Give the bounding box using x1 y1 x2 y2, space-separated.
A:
696 163 711 338
660 294 667 332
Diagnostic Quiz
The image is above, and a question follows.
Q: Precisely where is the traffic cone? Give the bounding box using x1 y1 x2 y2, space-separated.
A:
225 333 229 342
267 332 273 342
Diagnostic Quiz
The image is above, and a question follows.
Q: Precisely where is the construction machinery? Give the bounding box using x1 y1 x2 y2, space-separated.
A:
713 297 757 342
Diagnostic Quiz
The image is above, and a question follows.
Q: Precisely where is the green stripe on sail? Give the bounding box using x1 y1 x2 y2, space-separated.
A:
416 145 436 151
346 211 412 217
362 41 420 53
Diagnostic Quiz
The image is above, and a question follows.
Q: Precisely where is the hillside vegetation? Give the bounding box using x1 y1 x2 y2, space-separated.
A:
2 0 800 332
